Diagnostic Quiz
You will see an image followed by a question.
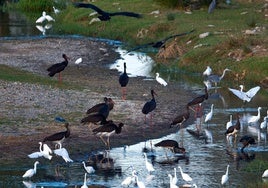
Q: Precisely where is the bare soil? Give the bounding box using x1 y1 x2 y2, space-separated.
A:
0 37 195 163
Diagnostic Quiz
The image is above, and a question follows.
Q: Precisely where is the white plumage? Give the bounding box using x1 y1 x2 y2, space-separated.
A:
28 142 52 160
81 173 88 188
156 72 168 86
82 161 95 174
221 164 229 185
248 107 262 124
203 66 212 76
53 143 73 162
144 152 155 173
178 166 193 182
121 169 136 187
36 11 55 23
262 169 268 178
134 175 146 188
260 117 268 130
75 57 83 65
228 85 260 102
172 167 178 185
22 161 39 178
226 115 233 129
205 104 214 123
53 6 60 14
168 174 179 188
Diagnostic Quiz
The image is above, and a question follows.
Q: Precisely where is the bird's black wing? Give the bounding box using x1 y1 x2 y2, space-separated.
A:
43 131 65 142
110 12 142 18
163 29 195 42
47 62 62 72
73 2 107 15
126 42 155 53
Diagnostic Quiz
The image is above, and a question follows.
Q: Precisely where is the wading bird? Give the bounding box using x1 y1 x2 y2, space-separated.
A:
204 104 214 125
36 11 55 23
47 54 70 83
81 173 88 188
156 72 167 86
178 166 193 182
22 161 39 179
170 105 190 128
228 85 260 103
82 161 95 174
43 123 70 148
142 89 157 125
53 143 73 163
86 97 114 115
28 142 53 160
221 164 229 185
144 152 155 174
207 68 231 87
154 139 185 154
73 3 142 24
119 62 129 100
203 66 212 76
133 174 146 188
92 121 124 149
240 135 256 152
248 107 262 125
226 115 233 130
121 168 137 187
225 114 240 143
187 86 208 107
168 174 179 188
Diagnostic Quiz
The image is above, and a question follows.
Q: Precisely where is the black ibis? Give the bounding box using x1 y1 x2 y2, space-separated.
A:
225 113 240 142
170 105 190 128
187 86 208 107
142 90 157 125
43 123 70 148
86 97 114 115
119 62 129 100
47 54 69 83
73 2 141 24
207 68 231 87
92 121 124 149
154 139 185 154
127 29 195 52
239 135 256 152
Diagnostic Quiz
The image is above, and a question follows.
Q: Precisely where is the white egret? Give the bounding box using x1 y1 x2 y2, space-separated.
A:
221 164 229 185
121 169 136 187
168 174 179 188
156 72 168 86
53 6 60 14
81 173 88 188
36 11 55 23
260 117 268 130
203 66 212 76
207 68 231 87
75 57 83 65
82 161 95 174
226 115 233 129
28 142 52 160
204 104 214 124
262 169 268 178
22 161 39 178
248 107 262 124
134 174 146 188
203 80 212 90
178 166 193 182
53 143 73 162
228 85 260 102
144 152 155 174
172 168 178 185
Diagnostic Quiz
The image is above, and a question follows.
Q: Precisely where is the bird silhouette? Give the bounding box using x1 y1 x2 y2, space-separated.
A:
86 97 114 115
207 68 231 87
119 62 129 100
155 139 185 154
170 105 190 128
225 114 240 143
187 86 209 107
142 90 157 125
74 2 141 24
240 135 256 152
22 161 39 179
43 123 70 148
47 54 69 83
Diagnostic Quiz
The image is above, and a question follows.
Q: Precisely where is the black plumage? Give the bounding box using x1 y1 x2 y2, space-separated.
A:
119 62 129 87
155 139 185 154
240 135 256 151
225 113 241 142
170 105 190 127
93 121 124 149
142 90 157 124
86 97 114 115
127 29 195 53
43 123 70 147
187 86 208 106
74 2 142 21
47 54 69 78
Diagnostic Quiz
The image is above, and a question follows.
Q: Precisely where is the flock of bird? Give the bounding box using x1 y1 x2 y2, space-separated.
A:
23 2 268 187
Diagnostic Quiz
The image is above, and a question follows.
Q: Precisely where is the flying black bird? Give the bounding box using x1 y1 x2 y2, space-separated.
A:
127 29 195 53
73 2 141 23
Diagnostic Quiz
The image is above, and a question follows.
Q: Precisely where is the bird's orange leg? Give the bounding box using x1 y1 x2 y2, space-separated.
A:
121 87 127 100
99 136 107 146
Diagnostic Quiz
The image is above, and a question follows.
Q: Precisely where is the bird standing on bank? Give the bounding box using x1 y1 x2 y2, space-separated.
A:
119 62 129 100
22 161 39 179
208 0 217 13
43 123 70 148
156 72 167 86
47 54 70 83
86 97 114 115
142 89 157 125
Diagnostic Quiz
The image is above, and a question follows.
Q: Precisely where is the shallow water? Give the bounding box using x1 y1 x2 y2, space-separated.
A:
1 9 268 188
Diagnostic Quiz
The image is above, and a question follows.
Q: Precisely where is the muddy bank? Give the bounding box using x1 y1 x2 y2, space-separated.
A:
0 37 196 163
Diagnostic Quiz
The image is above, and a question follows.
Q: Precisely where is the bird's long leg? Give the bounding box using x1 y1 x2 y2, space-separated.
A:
99 136 107 146
122 87 127 100
107 136 111 150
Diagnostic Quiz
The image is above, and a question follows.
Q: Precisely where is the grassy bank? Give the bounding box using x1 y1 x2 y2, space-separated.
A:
6 0 268 87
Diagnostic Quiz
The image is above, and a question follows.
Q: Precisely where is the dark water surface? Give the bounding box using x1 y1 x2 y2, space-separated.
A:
1 9 268 188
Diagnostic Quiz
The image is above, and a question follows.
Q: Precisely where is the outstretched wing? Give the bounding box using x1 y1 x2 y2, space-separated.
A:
110 12 142 18
73 3 106 15
228 88 250 102
246 86 260 98
163 29 195 42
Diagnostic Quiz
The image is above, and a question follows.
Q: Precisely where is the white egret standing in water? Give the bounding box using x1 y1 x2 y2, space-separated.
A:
53 143 73 163
248 107 262 124
226 115 233 129
205 104 214 126
221 164 229 185
82 161 95 174
28 142 52 160
144 152 155 174
178 166 193 182
168 174 179 188
22 161 39 179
